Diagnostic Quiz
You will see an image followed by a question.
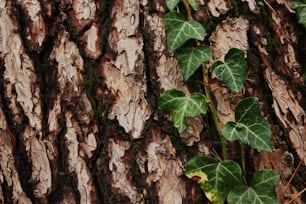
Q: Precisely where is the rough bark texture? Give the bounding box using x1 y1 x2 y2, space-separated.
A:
0 0 305 203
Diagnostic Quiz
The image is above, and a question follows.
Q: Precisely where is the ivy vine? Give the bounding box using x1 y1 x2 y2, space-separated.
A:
158 0 280 203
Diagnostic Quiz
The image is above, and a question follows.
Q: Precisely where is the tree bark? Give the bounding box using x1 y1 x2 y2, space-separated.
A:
0 0 305 203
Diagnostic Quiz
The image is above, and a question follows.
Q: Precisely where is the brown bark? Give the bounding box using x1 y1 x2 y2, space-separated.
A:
0 0 305 203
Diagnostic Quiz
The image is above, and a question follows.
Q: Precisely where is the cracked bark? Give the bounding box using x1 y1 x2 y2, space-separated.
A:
0 0 305 203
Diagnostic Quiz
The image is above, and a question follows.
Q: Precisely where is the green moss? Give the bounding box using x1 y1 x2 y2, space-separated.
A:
83 66 110 123
96 164 105 190
84 67 95 92
146 192 157 203
258 1 273 28
97 0 107 15
67 25 77 37
57 124 69 174
129 142 142 184
99 19 111 49
130 160 140 183
140 27 149 43
266 35 279 53
201 14 217 37
170 134 190 156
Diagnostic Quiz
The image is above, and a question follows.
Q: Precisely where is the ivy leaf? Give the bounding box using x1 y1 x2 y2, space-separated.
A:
212 48 247 92
177 45 212 80
166 0 181 11
290 0 306 29
189 0 200 10
162 11 185 26
158 89 207 132
185 156 243 204
250 170 279 189
222 97 272 151
228 170 279 204
162 11 206 52
167 21 206 52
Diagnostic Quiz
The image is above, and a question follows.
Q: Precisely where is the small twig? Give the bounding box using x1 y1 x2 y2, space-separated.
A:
283 160 303 193
211 149 223 162
288 188 306 204
262 0 277 15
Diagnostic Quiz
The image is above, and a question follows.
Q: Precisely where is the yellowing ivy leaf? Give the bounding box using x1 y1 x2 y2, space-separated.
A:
185 156 243 204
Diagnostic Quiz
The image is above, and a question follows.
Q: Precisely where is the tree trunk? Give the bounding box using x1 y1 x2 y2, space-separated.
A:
0 0 305 203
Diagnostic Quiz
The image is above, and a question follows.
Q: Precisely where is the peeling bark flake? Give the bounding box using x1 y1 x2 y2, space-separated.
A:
0 6 42 130
65 111 97 204
17 0 46 50
73 0 96 22
0 2 51 199
271 11 303 84
0 109 32 204
145 133 186 204
265 68 306 164
252 24 306 165
50 30 84 96
49 29 98 203
67 0 96 32
207 0 231 17
108 138 144 203
102 0 151 139
210 17 249 61
82 23 101 59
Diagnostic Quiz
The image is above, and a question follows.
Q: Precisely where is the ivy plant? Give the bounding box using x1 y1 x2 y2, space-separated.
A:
222 97 272 151
227 170 279 204
212 48 247 92
163 11 206 52
158 89 207 132
185 157 243 204
177 45 212 80
158 1 279 203
290 0 306 29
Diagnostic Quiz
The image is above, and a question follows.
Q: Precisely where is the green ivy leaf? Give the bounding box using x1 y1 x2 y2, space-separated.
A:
166 0 181 11
177 45 212 81
162 11 206 52
158 89 207 132
162 11 185 26
185 156 243 204
228 170 279 204
189 0 200 10
222 97 272 151
291 0 306 29
212 48 247 92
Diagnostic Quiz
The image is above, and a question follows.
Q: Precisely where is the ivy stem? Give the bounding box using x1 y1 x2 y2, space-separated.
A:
202 64 228 160
240 143 247 184
183 0 193 21
183 0 227 159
